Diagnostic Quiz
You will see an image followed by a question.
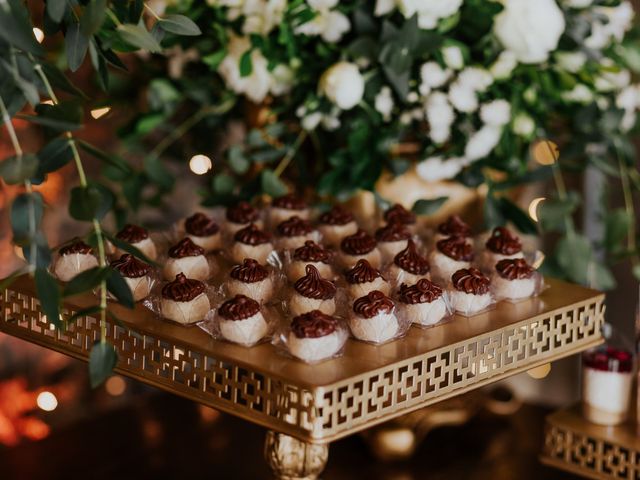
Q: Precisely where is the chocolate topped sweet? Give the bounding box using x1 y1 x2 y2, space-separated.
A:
496 258 534 280
60 240 93 256
162 273 206 301
116 224 149 243
230 258 269 283
438 215 472 237
341 230 376 255
291 310 338 338
394 240 429 275
345 259 382 284
219 294 261 321
111 254 151 278
376 223 411 242
185 212 219 237
234 223 272 245
384 204 416 226
272 193 306 210
277 216 314 237
293 241 332 264
437 236 474 261
227 201 259 224
168 238 205 258
294 265 337 300
452 268 490 295
353 290 394 318
399 279 443 304
319 205 354 225
486 227 522 255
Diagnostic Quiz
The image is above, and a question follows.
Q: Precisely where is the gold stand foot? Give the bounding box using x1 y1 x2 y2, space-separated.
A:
264 431 329 480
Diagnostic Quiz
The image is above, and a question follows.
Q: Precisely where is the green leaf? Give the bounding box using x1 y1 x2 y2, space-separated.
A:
35 267 61 328
11 192 43 244
212 173 236 195
589 262 616 290
484 193 504 230
556 234 592 285
0 154 38 184
81 0 107 36
66 22 90 72
29 101 83 131
89 341 118 388
143 155 174 190
158 14 201 36
412 197 448 215
77 140 132 176
68 305 103 324
239 50 253 77
604 209 631 252
69 184 114 221
539 194 580 232
228 146 249 174
106 269 134 308
261 170 287 197
41 63 87 98
103 232 159 266
202 50 227 70
63 267 110 297
0 0 44 54
499 198 538 235
47 0 67 23
36 137 73 181
23 232 52 269
117 24 162 53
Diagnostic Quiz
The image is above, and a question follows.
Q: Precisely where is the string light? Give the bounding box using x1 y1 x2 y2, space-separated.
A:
90 107 111 119
189 154 212 175
531 140 558 165
36 391 58 411
527 363 551 379
105 376 126 396
33 28 44 43
42 100 54 105
528 197 545 222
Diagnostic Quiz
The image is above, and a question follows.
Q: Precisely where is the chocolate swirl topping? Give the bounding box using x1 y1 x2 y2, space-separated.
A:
168 237 205 258
116 224 149 243
185 212 219 236
59 240 93 256
345 259 382 284
353 290 394 318
485 227 522 255
162 273 206 301
399 279 443 304
294 265 337 300
234 223 272 245
438 215 472 237
319 205 354 226
496 258 534 280
394 239 430 275
293 241 333 264
272 193 307 210
218 294 260 321
452 268 490 295
230 258 269 283
277 216 314 237
437 236 474 261
111 254 151 278
376 223 411 242
226 201 259 224
291 310 338 338
384 204 416 226
341 229 376 255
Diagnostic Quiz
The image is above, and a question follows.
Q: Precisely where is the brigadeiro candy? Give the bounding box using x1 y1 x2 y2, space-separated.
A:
184 212 222 252
375 223 411 264
114 224 157 260
383 204 417 233
429 236 474 283
110 254 153 301
289 265 337 316
287 240 333 281
397 279 447 327
387 239 430 286
349 290 399 344
231 223 273 265
163 237 209 281
160 273 210 325
448 268 492 315
492 258 536 300
225 201 262 237
53 240 99 282
227 258 274 304
483 227 524 270
276 216 318 251
345 259 390 299
317 205 358 247
339 229 381 269
286 310 347 363
217 294 269 346
434 215 472 243
268 193 310 227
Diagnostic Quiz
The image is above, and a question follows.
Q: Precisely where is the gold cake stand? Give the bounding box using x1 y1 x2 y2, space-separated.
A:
1 276 604 479
542 408 640 479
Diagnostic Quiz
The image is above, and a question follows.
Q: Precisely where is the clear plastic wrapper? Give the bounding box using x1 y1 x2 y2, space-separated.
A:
446 267 495 316
51 247 99 282
223 256 286 305
109 253 160 303
384 238 431 288
281 264 344 317
163 251 220 282
347 290 410 344
344 259 391 299
395 279 452 328
281 244 336 282
489 257 545 303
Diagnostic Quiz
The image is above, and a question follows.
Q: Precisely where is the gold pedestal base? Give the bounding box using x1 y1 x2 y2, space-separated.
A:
264 431 328 480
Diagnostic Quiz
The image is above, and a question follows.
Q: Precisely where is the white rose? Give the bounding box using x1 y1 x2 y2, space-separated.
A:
621 110 637 132
375 86 394 122
322 111 341 130
270 64 294 95
465 125 503 161
319 61 365 110
480 100 511 127
494 0 565 64
595 69 631 92
616 85 640 111
416 156 464 182
458 67 493 92
218 35 272 103
512 113 535 137
555 51 587 73
407 91 419 103
564 0 592 8
442 45 464 70
420 62 452 89
374 0 395 16
242 0 287 35
397 0 462 29
301 112 323 130
448 81 478 113
490 51 518 80
295 0 350 43
425 92 454 144
562 84 593 104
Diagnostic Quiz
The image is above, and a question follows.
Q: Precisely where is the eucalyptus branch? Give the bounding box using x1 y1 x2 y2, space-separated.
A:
617 153 639 269
274 129 307 178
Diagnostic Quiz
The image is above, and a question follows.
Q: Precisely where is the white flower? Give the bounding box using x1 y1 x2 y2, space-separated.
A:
563 0 592 8
420 62 452 89
480 100 511 127
374 0 395 16
616 85 640 111
595 69 631 92
295 0 350 43
442 45 464 70
494 0 565 64
240 0 287 36
407 91 419 103
555 51 587 73
416 156 464 182
218 35 272 103
396 0 463 29
301 112 323 130
375 86 394 122
562 84 593 104
586 2 634 50
319 61 365 110
425 92 455 144
458 67 493 92
448 81 478 113
322 110 341 130
490 51 518 80
512 113 535 137
270 64 294 95
464 125 503 161
621 110 637 132
399 111 413 125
